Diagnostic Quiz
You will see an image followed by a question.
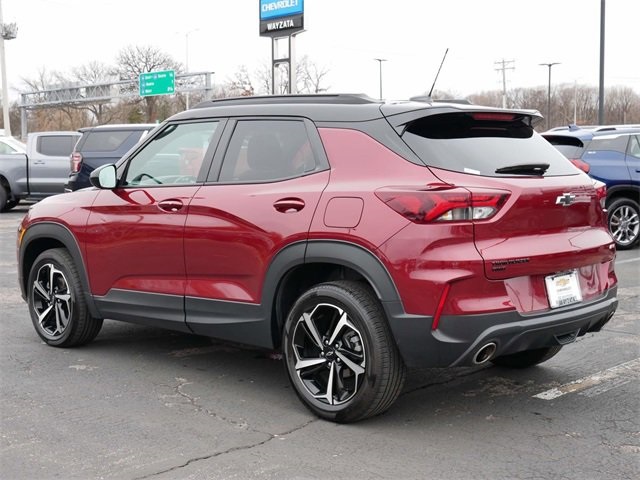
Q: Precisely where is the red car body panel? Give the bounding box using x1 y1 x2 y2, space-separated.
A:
183 171 330 303
84 186 200 296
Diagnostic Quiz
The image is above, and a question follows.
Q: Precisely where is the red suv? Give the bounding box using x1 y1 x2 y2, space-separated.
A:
17 95 618 422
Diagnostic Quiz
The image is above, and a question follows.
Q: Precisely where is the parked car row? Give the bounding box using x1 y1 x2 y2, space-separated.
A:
0 124 156 212
17 94 619 422
542 126 640 249
0 131 80 211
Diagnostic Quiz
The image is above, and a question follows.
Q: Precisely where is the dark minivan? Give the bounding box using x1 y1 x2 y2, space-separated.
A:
65 124 156 191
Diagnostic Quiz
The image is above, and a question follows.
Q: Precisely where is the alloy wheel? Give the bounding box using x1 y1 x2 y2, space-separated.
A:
31 263 73 339
609 204 640 247
290 302 366 405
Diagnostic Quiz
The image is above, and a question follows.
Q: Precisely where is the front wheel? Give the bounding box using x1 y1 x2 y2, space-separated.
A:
607 197 640 250
283 280 406 423
27 248 103 347
491 346 562 369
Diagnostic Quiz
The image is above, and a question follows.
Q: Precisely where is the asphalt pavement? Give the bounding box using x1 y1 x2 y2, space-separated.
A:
1 203 638 480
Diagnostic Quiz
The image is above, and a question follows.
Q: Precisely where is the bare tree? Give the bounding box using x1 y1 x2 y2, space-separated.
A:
607 86 638 124
297 55 330 93
253 56 330 95
222 65 255 97
69 61 119 124
114 45 183 122
20 68 90 131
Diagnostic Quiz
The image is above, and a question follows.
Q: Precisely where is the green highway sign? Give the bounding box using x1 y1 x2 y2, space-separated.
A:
139 70 175 97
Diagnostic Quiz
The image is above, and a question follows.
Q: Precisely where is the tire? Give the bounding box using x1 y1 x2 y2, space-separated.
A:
282 280 406 423
491 346 562 369
3 198 19 211
607 197 640 250
27 248 103 347
0 186 7 212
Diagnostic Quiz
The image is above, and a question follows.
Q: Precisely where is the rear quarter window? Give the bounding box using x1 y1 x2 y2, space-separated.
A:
402 112 578 177
80 130 146 153
582 135 630 154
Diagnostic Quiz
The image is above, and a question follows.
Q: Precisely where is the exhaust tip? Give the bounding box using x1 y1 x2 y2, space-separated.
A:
473 342 497 365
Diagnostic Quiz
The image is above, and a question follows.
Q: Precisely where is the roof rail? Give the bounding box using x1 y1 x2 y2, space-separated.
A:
194 93 380 109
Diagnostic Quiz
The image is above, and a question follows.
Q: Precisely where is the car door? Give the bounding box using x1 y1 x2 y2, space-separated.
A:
28 133 79 195
183 118 330 346
626 134 640 184
84 120 223 331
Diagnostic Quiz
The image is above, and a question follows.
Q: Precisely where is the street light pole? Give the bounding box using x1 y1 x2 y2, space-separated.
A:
374 58 387 101
539 62 560 130
0 0 17 137
184 29 199 110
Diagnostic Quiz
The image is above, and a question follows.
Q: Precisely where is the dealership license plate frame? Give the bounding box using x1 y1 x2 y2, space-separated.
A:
545 270 583 309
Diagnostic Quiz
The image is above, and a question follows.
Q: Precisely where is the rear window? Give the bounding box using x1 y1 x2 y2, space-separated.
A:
36 135 78 156
542 134 586 159
80 130 146 152
402 112 578 177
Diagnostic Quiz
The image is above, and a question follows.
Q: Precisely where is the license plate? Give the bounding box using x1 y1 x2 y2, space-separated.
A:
545 270 582 309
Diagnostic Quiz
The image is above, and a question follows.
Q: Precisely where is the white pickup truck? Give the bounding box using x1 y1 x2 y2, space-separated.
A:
0 131 80 212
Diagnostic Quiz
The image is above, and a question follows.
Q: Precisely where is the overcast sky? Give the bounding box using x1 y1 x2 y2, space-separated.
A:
2 0 639 101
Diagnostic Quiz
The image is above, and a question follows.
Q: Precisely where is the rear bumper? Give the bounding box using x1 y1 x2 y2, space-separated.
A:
385 287 618 368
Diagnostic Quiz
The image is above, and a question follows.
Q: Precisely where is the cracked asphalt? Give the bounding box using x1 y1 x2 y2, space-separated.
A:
1 204 638 480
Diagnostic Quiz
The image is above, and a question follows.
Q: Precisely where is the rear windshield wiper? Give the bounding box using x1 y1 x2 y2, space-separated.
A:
495 163 549 176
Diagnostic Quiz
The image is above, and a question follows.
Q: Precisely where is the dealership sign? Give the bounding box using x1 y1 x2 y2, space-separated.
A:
259 0 304 36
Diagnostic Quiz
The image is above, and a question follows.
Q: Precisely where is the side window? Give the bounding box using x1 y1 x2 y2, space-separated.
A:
37 135 78 156
124 121 219 186
217 119 315 183
82 130 140 152
627 135 640 159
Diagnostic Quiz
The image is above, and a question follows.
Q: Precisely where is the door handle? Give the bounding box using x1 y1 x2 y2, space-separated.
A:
158 199 184 212
273 198 305 213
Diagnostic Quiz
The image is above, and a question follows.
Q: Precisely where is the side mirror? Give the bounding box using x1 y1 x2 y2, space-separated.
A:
90 164 117 189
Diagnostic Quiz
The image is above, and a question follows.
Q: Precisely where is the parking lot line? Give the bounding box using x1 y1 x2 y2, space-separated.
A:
615 257 640 265
533 357 640 400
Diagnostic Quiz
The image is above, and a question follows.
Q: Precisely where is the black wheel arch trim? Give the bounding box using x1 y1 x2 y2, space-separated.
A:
303 240 401 302
19 221 100 318
606 184 640 202
259 240 404 347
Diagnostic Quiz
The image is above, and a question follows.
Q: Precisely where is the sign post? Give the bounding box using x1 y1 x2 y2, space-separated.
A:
139 70 175 97
259 0 305 95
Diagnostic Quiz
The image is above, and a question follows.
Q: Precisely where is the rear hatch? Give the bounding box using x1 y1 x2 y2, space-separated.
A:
383 105 615 281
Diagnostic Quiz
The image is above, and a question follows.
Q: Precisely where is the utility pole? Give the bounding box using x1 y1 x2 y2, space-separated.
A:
0 0 17 137
539 62 560 130
184 28 199 110
374 58 387 101
494 59 514 108
598 0 606 125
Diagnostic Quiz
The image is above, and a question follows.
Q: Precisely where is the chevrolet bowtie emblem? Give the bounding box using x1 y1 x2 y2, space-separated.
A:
556 193 576 206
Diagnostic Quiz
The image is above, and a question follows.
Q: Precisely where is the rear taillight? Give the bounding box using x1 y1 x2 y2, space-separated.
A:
570 158 590 173
593 179 607 209
70 152 82 173
375 187 510 223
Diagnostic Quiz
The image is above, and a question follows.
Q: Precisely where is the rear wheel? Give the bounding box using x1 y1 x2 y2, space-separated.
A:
491 346 562 369
27 248 103 347
607 197 640 250
282 280 406 423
